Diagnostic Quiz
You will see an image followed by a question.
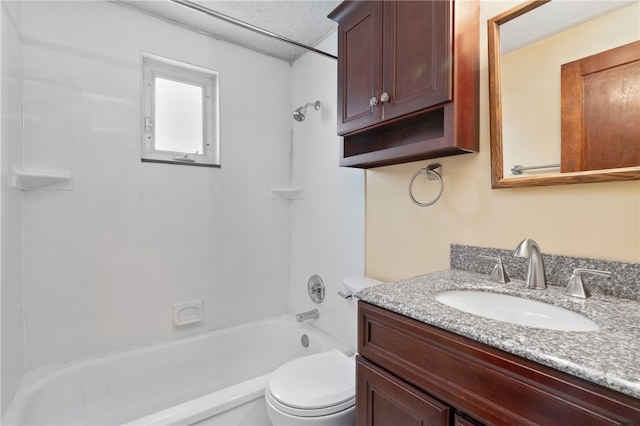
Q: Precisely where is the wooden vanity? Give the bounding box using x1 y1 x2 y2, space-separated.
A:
357 301 640 426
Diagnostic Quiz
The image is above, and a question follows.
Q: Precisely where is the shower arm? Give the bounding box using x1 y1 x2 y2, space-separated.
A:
302 101 321 111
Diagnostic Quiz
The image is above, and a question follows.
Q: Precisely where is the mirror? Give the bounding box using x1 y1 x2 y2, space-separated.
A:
488 0 640 188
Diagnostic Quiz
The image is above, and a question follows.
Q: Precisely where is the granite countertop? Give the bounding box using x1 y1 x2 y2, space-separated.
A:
357 269 640 399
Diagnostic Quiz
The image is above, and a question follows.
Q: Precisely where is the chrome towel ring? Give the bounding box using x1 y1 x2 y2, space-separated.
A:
409 163 444 207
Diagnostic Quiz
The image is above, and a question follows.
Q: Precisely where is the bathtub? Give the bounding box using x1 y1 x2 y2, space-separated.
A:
2 315 351 425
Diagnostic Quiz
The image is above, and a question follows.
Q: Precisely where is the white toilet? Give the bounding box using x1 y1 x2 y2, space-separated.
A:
265 277 382 426
265 349 356 426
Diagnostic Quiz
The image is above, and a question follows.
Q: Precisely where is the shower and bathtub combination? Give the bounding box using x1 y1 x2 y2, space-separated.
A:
1 0 366 424
3 277 381 425
2 315 350 425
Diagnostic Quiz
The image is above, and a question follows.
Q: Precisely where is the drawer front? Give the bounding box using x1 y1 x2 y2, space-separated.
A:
358 301 640 426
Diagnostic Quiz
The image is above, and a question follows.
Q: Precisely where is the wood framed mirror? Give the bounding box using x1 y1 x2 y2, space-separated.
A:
488 0 640 188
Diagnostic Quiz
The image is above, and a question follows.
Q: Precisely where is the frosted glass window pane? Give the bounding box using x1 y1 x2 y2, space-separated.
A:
155 77 203 153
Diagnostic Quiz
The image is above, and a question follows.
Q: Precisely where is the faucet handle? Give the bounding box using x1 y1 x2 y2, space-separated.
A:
565 268 612 299
477 255 510 284
337 291 353 300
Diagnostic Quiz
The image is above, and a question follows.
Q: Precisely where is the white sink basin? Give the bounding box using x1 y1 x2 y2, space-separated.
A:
435 290 599 332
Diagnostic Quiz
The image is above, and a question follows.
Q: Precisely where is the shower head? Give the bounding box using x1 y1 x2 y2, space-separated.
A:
293 101 321 122
293 107 306 122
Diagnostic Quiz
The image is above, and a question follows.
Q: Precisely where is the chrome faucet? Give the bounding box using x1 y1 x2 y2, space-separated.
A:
513 239 547 289
296 308 319 322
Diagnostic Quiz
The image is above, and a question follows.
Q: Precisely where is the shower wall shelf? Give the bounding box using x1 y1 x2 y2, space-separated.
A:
269 186 304 200
9 167 73 191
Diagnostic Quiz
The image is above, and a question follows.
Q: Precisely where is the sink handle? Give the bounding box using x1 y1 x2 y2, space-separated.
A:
565 268 612 299
477 255 510 284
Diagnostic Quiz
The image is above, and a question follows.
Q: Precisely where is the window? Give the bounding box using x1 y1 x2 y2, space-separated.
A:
142 54 219 167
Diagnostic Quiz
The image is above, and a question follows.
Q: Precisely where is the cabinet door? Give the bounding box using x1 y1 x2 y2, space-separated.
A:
335 1 383 135
357 356 450 426
381 0 451 121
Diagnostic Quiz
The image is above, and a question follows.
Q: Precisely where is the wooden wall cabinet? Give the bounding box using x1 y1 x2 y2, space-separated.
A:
329 1 479 169
357 301 640 426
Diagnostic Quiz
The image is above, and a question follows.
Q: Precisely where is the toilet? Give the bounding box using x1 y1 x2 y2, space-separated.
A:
265 349 356 426
265 277 382 426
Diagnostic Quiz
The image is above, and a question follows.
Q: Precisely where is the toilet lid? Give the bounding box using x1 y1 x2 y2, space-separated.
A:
268 349 355 411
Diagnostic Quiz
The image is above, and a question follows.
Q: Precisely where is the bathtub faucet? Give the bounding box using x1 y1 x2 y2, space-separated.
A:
296 309 319 322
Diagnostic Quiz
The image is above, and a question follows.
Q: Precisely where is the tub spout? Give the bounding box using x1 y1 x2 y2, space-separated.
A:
296 309 319 322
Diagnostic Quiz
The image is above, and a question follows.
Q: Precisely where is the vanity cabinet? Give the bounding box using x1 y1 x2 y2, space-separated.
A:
357 301 640 426
357 357 450 426
328 0 479 168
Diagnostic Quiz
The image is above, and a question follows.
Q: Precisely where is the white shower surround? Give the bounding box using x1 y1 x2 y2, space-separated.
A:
1 0 365 417
1 0 27 411
3 315 351 425
18 1 292 369
289 32 365 351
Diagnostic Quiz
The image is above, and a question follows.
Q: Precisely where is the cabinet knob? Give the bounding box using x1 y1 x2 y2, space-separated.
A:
369 97 379 107
380 92 390 103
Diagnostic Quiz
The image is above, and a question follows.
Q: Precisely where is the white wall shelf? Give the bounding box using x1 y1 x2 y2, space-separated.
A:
270 186 304 200
9 167 73 191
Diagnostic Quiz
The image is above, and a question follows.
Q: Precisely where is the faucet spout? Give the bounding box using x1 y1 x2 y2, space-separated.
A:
513 238 547 289
296 308 319 322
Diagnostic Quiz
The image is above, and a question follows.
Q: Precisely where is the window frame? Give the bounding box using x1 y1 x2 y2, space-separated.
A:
142 54 220 167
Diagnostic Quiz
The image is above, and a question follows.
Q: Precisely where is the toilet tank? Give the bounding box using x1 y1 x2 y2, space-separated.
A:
342 276 382 298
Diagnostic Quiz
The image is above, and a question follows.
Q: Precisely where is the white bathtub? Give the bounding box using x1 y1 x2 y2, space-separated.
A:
2 315 351 425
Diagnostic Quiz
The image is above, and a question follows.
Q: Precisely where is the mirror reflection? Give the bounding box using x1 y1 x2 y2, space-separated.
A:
488 0 640 188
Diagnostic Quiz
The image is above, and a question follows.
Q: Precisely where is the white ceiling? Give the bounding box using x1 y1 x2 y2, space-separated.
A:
117 0 638 63
500 0 637 54
114 0 341 62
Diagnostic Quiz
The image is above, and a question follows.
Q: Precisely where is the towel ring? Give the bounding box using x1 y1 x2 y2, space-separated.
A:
409 163 444 207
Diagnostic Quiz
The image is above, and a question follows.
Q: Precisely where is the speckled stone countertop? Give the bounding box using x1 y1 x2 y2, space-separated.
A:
357 269 640 399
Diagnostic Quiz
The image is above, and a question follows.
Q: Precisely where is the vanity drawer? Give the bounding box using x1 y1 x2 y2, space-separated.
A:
358 301 640 425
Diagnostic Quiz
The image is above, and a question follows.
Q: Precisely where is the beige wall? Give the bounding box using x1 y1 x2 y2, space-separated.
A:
365 2 640 282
